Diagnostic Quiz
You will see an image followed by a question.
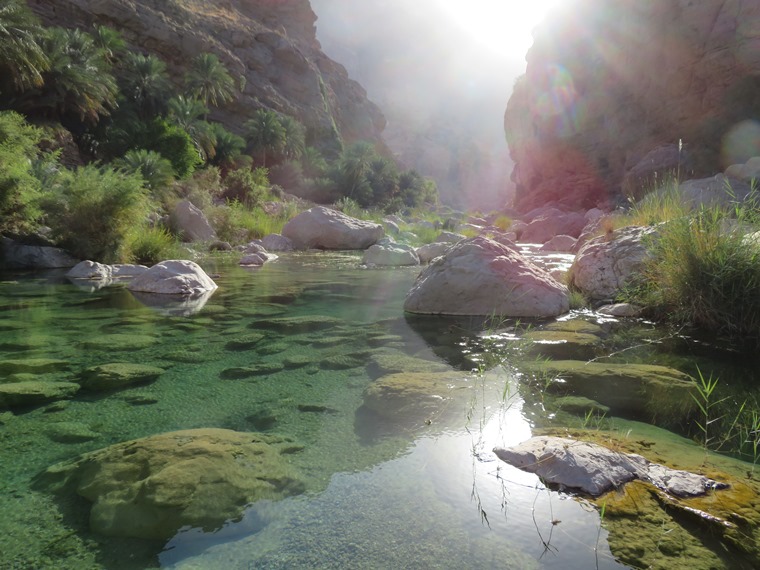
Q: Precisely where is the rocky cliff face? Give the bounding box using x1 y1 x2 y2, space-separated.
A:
505 0 760 212
27 0 386 152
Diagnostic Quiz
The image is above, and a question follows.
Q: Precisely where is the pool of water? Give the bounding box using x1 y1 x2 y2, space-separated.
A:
0 251 757 569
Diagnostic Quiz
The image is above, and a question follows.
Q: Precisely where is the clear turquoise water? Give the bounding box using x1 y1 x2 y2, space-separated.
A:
0 252 754 569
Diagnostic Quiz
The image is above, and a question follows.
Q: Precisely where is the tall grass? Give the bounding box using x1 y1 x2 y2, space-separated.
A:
209 201 298 244
620 179 760 349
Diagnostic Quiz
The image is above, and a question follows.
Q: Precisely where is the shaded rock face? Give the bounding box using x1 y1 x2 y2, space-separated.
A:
404 236 569 317
282 206 383 250
1 237 79 269
36 428 305 539
505 0 760 211
28 0 386 151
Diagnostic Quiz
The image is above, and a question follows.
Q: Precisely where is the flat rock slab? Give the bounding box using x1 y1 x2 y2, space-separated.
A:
35 428 305 540
0 381 80 409
79 363 164 392
494 436 727 498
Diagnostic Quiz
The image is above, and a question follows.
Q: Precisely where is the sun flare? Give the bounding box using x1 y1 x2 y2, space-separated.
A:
441 0 561 58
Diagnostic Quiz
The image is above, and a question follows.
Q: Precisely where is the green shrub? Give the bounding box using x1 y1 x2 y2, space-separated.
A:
493 215 512 231
122 225 181 265
222 167 269 207
0 111 43 232
624 200 760 349
151 121 201 178
114 149 175 191
43 165 149 262
209 201 291 244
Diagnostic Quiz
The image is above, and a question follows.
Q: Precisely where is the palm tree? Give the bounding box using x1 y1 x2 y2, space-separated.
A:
0 0 49 94
120 52 171 119
338 141 376 200
244 109 285 167
92 24 125 64
208 122 245 168
167 95 215 161
24 27 117 124
114 149 175 191
301 146 327 178
280 115 306 160
185 52 236 109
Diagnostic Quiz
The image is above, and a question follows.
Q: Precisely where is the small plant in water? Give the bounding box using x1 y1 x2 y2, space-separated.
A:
691 367 726 451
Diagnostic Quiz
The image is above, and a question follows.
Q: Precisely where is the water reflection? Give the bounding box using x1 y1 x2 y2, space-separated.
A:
129 289 216 316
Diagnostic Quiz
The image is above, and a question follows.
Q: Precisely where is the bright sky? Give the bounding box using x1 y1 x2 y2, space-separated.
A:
440 0 562 58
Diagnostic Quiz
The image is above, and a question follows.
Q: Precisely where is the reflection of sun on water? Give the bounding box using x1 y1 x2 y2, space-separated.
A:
440 0 562 58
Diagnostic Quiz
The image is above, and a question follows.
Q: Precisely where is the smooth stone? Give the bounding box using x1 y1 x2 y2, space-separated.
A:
66 260 112 280
0 358 70 374
366 350 450 379
127 260 218 295
319 354 365 370
46 421 100 443
282 206 384 250
283 356 312 369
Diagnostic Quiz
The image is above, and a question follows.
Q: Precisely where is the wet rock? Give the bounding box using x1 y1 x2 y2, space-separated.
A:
128 260 218 296
540 235 577 253
240 252 278 266
259 233 294 252
256 342 289 356
283 355 312 369
281 206 384 250
524 360 696 421
35 428 305 539
319 354 365 370
224 333 265 351
79 363 164 392
550 396 610 416
0 381 80 409
523 330 602 360
597 303 644 317
0 358 70 374
366 350 450 379
81 334 156 351
220 363 285 379
46 421 100 443
362 371 472 423
253 315 343 334
297 404 338 414
494 436 727 498
404 237 569 317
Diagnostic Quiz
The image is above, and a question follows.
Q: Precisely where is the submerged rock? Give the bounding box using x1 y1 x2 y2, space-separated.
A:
493 436 727 498
35 428 305 539
79 363 164 392
404 236 569 317
363 242 419 266
0 358 70 374
0 381 80 409
366 350 450 379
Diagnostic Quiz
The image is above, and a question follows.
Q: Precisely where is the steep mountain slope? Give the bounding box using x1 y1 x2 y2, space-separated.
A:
505 0 760 211
27 0 386 152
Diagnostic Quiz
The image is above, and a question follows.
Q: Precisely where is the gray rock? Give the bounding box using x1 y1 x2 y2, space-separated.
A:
415 242 451 264
363 243 419 266
520 211 587 244
170 200 217 242
597 303 644 317
240 252 278 266
404 236 569 317
1 237 79 269
127 260 218 295
494 436 727 498
259 234 294 252
282 206 384 250
66 260 112 280
540 235 577 252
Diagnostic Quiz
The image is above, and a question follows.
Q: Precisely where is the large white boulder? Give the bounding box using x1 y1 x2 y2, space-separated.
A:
404 236 569 317
170 200 217 242
363 243 419 266
127 260 217 295
568 225 655 301
66 260 113 280
281 206 384 250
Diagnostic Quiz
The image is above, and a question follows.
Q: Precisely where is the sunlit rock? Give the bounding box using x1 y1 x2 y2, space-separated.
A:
66 260 112 280
520 211 586 244
282 206 383 250
127 260 218 296
363 242 419 266
35 428 305 539
404 237 569 317
568 226 656 301
539 235 577 253
415 242 451 264
240 252 278 266
170 200 217 242
494 436 727 497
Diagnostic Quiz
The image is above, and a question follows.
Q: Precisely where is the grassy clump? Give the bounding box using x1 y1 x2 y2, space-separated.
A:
122 226 183 265
621 180 760 349
209 201 298 244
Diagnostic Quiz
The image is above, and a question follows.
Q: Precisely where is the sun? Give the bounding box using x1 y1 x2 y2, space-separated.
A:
440 0 561 59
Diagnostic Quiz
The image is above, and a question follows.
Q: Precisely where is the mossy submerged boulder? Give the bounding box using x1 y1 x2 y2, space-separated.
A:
35 428 305 540
0 381 80 409
81 334 157 351
366 350 450 379
523 330 603 360
524 360 696 421
0 358 70 374
79 363 164 392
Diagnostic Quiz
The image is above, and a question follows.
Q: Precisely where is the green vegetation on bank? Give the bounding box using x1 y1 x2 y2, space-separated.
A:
0 0 438 264
615 177 760 350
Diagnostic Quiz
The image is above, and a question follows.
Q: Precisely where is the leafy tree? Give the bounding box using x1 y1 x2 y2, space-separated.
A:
0 111 43 231
167 95 215 161
119 52 171 119
244 108 285 167
301 146 327 179
398 169 438 208
43 164 149 262
114 149 175 191
0 0 49 94
148 120 201 178
185 52 236 109
335 141 375 201
222 167 268 207
23 27 117 124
